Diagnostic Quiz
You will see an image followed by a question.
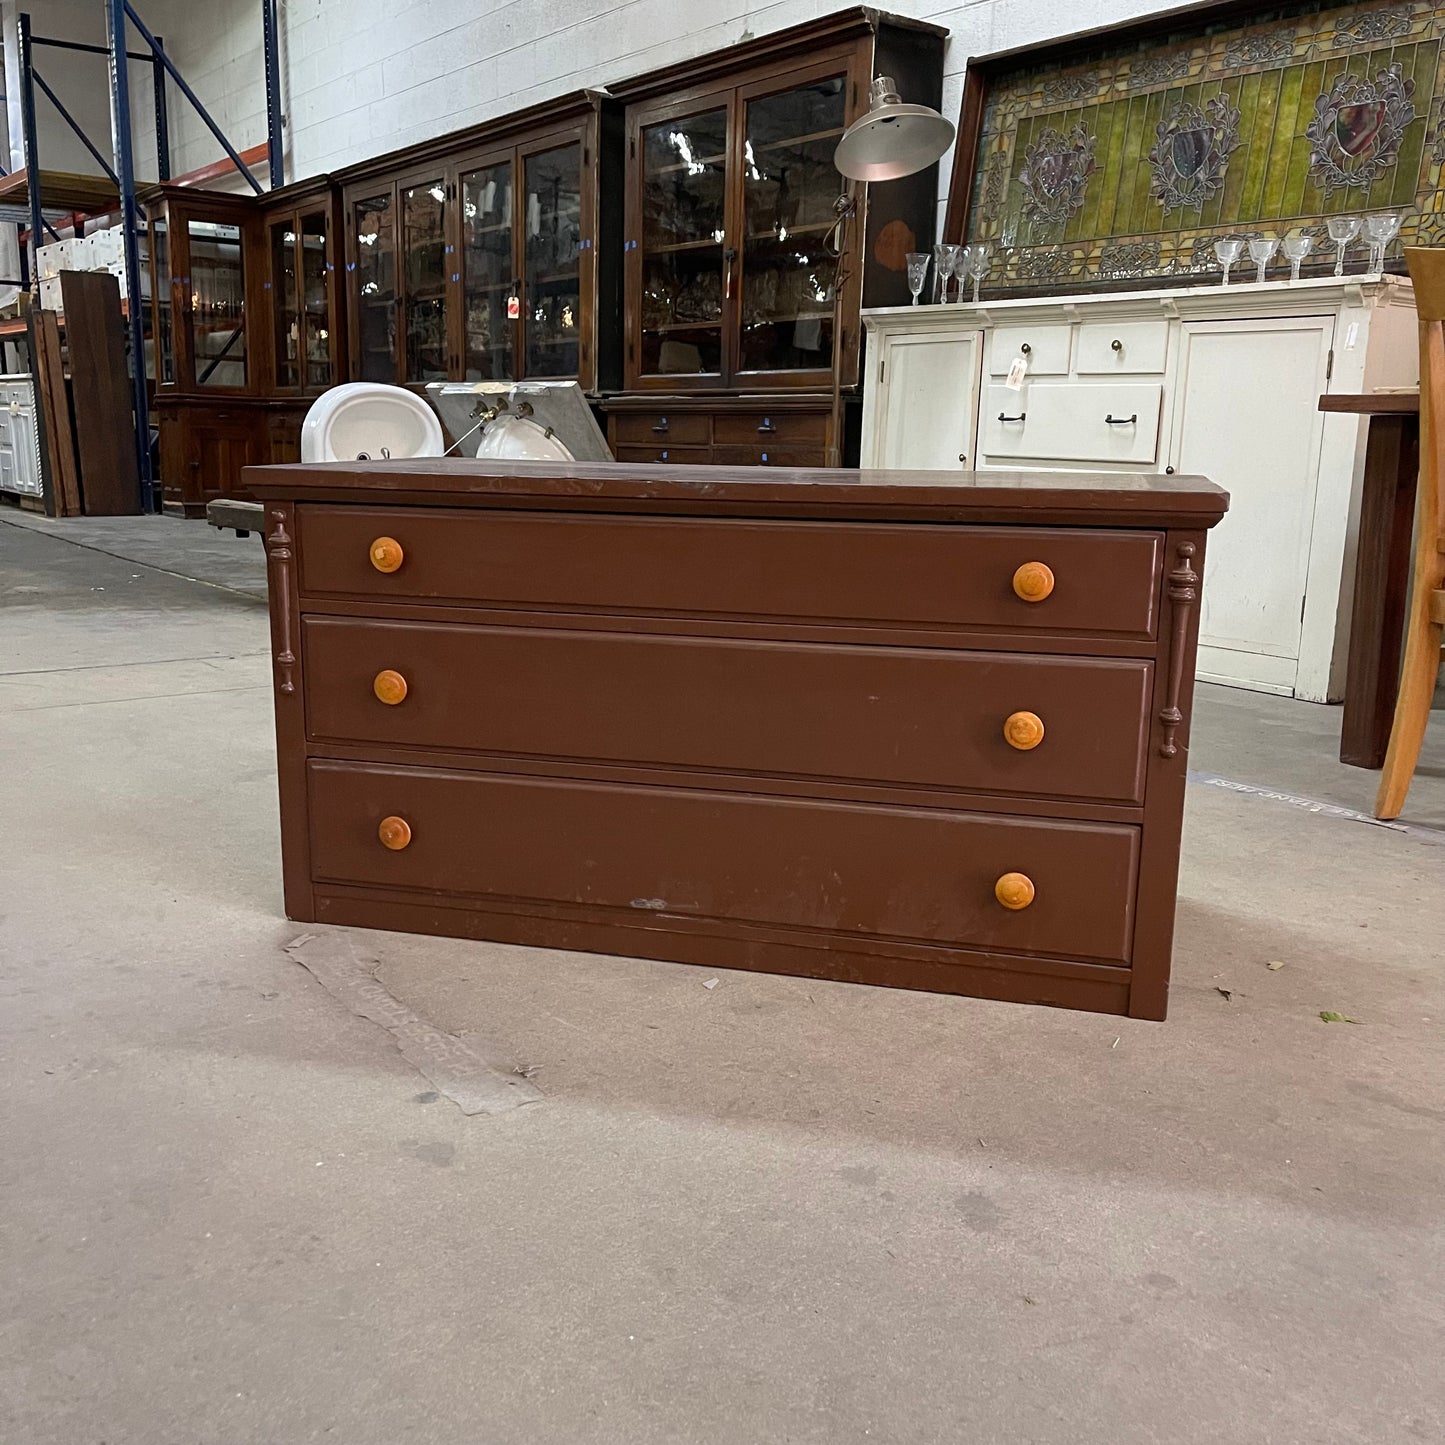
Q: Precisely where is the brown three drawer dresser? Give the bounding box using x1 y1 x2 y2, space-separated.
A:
246 460 1228 1020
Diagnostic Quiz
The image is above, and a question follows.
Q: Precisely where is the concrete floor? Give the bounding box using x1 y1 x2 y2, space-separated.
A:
2 509 1443 1445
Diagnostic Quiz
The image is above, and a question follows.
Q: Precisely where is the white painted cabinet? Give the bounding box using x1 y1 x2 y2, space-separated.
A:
1169 317 1334 695
0 374 42 500
860 276 1418 701
860 326 980 471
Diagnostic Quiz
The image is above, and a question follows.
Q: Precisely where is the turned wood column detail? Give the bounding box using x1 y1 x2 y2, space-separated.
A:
264 507 298 695
1158 540 1198 758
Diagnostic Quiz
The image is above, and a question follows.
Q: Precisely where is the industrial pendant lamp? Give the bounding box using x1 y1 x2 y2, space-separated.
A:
834 76 955 181
823 78 955 463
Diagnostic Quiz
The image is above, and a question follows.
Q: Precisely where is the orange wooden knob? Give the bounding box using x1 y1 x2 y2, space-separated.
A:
1012 561 1054 602
373 669 408 705
1003 711 1045 750
378 815 412 851
994 872 1035 910
369 536 404 573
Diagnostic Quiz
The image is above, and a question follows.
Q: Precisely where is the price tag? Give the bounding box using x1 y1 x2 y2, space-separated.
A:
1005 354 1029 391
506 294 521 320
1344 321 1360 350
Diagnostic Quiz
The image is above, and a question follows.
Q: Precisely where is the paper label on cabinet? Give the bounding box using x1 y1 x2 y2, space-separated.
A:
507 295 521 320
1344 321 1360 351
1005 355 1029 390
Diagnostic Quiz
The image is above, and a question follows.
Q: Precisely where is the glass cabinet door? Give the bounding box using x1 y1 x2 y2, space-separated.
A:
638 105 728 379
150 216 173 385
187 218 246 388
522 143 581 378
402 178 449 382
353 193 396 382
299 212 333 390
270 217 299 389
739 75 846 377
460 158 514 380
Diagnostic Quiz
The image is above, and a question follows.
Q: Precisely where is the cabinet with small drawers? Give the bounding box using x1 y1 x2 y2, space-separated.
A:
247 458 1226 1020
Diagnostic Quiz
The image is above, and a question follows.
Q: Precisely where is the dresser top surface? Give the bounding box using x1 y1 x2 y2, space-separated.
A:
246 460 1228 527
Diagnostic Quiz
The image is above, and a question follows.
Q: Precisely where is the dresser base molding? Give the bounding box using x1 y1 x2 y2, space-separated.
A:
306 889 1137 1018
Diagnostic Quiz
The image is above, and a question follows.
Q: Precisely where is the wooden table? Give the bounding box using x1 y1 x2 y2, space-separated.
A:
1318 393 1420 768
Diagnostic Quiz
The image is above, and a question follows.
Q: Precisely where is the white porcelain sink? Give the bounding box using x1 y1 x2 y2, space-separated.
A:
474 412 575 461
300 383 445 463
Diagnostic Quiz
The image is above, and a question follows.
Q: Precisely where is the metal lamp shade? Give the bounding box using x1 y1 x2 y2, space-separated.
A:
834 76 955 181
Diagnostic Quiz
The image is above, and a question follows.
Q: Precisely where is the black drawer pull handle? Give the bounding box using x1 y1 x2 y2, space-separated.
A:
651 419 669 433
998 412 1026 423
1111 338 1123 351
1019 343 1031 355
1104 413 1138 425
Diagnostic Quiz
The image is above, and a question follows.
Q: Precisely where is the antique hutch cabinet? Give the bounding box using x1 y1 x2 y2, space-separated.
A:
339 91 621 394
143 177 343 515
603 8 946 467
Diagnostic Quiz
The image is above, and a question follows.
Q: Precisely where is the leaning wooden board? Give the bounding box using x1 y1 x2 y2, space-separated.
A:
244 460 1228 1020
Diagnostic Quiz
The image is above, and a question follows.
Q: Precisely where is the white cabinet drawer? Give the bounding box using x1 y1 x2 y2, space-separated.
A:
988 323 1071 376
982 381 1163 464
1077 320 1169 375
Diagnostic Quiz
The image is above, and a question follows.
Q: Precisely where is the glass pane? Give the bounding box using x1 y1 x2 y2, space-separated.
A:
740 76 846 374
461 159 513 381
403 178 449 382
640 106 727 377
353 193 395 382
300 212 332 390
524 143 581 378
150 218 172 385
270 218 299 389
188 218 246 388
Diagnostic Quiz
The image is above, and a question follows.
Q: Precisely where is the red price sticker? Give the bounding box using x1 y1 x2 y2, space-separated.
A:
506 294 520 320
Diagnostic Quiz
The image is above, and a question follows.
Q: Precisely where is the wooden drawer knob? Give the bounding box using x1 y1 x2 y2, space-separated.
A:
1003 711 1045 750
378 815 412 851
373 669 408 705
1012 561 1054 602
369 536 404 573
994 872 1035 911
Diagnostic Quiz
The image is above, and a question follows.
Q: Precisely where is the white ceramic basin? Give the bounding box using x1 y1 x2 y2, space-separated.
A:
474 412 575 461
300 382 445 463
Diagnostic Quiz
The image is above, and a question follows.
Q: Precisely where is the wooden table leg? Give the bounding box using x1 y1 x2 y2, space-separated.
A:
1340 414 1419 767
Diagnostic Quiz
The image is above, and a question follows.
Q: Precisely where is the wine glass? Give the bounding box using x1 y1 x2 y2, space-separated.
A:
966 242 991 303
1281 233 1313 282
940 243 965 303
1326 217 1361 277
1247 235 1279 285
905 251 928 306
1213 237 1244 286
1364 213 1402 274
931 241 951 303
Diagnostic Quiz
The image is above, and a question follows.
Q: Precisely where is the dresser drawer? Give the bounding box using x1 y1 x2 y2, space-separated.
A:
713 410 828 445
1076 320 1169 375
308 761 1141 964
612 412 711 445
712 445 826 467
982 382 1163 465
612 445 710 464
303 617 1155 803
989 324 1072 376
296 506 1163 639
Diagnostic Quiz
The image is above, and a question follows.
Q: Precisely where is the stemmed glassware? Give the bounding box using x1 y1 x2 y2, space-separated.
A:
965 242 991 302
905 251 928 305
1327 217 1361 277
1364 213 1402 274
1281 233 1313 282
1247 234 1278 285
1213 237 1244 286
940 243 964 303
931 242 952 303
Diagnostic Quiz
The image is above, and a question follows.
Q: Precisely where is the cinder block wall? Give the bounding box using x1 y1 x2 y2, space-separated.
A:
120 0 1173 213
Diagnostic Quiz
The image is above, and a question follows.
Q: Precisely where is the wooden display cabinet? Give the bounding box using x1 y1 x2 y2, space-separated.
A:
605 7 945 466
340 90 622 394
144 177 344 515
